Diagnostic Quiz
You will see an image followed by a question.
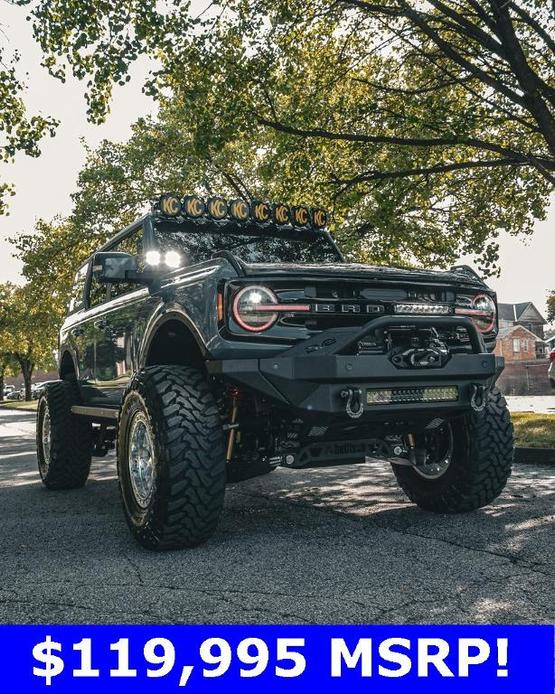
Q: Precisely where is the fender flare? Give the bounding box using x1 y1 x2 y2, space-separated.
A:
59 346 79 380
139 308 209 369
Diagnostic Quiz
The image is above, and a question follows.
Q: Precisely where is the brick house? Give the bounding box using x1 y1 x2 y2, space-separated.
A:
497 302 547 359
494 325 541 362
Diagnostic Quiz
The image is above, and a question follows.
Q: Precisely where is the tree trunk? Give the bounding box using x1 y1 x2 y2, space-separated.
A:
17 357 34 402
0 367 4 402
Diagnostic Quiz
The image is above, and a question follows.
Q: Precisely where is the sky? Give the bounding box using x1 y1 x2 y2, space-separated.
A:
0 3 553 320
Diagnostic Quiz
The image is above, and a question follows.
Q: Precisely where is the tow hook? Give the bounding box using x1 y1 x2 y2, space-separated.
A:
340 387 364 419
470 383 487 412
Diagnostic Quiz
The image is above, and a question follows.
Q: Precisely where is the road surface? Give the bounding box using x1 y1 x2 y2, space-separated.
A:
0 409 553 624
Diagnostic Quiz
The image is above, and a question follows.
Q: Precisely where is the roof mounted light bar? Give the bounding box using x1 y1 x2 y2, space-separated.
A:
154 193 329 230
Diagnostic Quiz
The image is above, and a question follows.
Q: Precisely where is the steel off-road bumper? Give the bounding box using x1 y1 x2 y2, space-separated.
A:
207 316 504 419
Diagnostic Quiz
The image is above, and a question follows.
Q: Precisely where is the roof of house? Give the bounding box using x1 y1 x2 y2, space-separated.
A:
496 324 543 341
497 302 546 324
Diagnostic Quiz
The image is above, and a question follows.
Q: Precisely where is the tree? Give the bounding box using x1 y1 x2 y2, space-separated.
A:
0 287 19 400
0 354 18 402
547 290 555 324
13 0 554 273
0 282 58 401
0 30 57 214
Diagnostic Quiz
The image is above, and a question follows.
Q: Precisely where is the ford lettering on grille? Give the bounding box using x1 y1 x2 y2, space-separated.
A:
314 303 384 314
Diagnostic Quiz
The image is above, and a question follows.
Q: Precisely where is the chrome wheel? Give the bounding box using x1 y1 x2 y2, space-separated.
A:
413 423 454 480
40 404 52 472
128 411 156 508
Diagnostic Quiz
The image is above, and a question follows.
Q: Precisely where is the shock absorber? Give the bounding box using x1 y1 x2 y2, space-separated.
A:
225 386 242 463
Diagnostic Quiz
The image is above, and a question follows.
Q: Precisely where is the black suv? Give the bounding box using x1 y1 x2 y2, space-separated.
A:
36 194 513 550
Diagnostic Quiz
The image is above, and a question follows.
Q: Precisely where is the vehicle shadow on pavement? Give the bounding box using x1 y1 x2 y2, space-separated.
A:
0 424 553 625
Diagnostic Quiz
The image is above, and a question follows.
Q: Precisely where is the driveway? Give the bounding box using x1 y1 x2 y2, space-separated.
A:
0 409 553 624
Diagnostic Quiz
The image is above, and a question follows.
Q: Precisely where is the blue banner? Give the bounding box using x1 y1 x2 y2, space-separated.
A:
1 625 552 692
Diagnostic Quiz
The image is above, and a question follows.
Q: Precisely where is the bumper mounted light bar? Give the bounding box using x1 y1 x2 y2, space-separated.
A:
366 386 459 406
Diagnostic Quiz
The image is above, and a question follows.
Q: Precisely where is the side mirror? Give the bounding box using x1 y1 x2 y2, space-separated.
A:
92 252 145 284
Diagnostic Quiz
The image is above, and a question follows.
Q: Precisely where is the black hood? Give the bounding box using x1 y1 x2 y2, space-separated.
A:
241 261 486 289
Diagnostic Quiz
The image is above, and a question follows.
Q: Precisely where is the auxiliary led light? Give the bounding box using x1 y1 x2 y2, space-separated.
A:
394 303 451 315
145 250 161 266
366 386 459 406
165 251 181 269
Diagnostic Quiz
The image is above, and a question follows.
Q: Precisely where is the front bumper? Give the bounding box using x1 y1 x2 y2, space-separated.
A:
207 316 504 418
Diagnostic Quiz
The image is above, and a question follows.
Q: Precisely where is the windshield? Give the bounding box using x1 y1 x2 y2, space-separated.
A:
153 221 341 265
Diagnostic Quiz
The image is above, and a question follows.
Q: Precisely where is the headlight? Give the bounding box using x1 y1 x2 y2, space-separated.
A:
232 286 279 332
455 294 496 334
231 286 311 332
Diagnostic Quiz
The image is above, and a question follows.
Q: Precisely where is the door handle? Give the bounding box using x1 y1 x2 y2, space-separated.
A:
94 319 109 330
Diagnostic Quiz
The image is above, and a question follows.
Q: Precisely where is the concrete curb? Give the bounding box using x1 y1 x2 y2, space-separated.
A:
0 403 37 413
514 447 555 465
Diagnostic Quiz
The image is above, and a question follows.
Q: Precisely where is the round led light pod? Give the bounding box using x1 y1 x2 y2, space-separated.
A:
207 196 228 220
273 203 291 225
182 195 206 218
312 208 328 229
229 199 250 222
158 193 181 217
145 250 161 266
251 200 271 224
292 205 310 227
165 251 182 269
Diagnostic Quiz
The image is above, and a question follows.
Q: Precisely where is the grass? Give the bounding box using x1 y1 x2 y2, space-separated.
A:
511 412 555 448
0 400 38 412
0 400 553 448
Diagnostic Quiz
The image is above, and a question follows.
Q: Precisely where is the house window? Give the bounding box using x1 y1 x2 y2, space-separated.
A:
513 339 520 352
521 339 529 352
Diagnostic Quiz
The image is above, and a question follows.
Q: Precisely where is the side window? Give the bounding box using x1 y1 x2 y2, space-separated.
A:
108 228 145 300
68 264 89 314
88 272 108 308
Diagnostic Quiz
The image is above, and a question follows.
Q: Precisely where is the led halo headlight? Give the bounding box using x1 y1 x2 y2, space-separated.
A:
471 294 496 333
232 286 279 332
455 294 496 334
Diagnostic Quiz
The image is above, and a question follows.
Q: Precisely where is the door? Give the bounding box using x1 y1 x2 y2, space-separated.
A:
63 263 95 390
92 225 158 403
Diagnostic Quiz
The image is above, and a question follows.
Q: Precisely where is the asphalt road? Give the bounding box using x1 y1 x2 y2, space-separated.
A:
0 409 553 624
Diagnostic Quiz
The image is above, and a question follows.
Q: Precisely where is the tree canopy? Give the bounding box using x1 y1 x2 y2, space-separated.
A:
547 290 555 324
0 281 59 399
0 43 57 215
6 0 552 273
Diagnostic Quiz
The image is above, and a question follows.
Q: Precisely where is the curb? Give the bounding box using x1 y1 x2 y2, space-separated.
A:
514 447 555 465
0 404 37 413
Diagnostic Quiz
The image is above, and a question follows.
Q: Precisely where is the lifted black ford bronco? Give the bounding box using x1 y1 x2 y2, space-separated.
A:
37 194 513 550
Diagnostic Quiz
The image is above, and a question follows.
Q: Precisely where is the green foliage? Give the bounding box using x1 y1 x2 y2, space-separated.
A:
0 46 58 214
0 281 59 397
17 0 552 273
7 1 555 272
547 290 555 324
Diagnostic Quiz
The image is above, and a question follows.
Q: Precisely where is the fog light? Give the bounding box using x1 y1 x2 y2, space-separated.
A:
366 386 458 405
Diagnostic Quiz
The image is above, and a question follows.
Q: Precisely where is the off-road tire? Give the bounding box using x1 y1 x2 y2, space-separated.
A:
36 381 92 489
117 366 226 550
392 388 513 513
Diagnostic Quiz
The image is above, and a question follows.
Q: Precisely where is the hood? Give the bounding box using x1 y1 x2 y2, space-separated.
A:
241 261 486 289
